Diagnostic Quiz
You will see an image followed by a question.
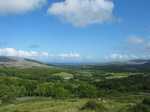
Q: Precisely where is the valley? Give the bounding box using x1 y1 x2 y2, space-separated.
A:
0 57 150 112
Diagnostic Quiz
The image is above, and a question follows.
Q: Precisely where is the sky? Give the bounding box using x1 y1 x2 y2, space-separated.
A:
0 0 150 63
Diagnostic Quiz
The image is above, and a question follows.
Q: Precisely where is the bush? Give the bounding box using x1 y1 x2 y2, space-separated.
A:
0 85 16 103
77 83 97 98
81 100 107 112
143 97 150 105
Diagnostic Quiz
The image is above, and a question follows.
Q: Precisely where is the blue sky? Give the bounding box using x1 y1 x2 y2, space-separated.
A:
0 0 150 63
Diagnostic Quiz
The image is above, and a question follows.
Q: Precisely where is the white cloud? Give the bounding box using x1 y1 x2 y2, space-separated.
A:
47 52 82 63
0 48 82 61
105 53 150 61
106 53 130 61
105 53 144 61
0 48 49 57
58 53 80 58
0 0 47 14
127 36 145 45
48 0 114 27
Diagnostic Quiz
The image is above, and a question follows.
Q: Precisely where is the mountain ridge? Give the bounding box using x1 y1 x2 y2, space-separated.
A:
0 56 49 68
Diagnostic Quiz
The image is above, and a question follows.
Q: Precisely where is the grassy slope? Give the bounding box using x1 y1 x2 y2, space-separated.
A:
0 65 149 112
0 96 143 112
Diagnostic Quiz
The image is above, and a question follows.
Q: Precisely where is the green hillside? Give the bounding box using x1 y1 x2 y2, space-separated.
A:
0 60 150 112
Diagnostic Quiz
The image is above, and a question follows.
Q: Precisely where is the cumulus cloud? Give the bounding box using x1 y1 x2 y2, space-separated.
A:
48 0 114 26
0 48 49 57
0 0 47 14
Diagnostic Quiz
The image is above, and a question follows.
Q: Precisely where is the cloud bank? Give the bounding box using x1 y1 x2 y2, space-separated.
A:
105 35 150 61
0 48 49 57
0 48 81 61
48 0 114 26
105 53 139 61
0 0 47 14
58 53 80 58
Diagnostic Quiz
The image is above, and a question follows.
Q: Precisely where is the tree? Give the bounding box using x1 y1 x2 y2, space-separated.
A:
76 82 97 98
35 83 54 97
0 85 16 103
51 84 71 98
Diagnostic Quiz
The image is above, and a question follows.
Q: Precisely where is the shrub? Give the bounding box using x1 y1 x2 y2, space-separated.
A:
77 83 97 98
143 97 150 105
0 85 16 103
81 100 107 112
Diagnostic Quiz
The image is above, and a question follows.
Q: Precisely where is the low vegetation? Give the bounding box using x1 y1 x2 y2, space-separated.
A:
0 65 150 112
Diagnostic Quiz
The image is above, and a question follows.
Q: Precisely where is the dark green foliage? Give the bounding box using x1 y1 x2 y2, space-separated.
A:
0 67 99 100
96 74 150 95
76 82 97 98
35 82 71 98
51 84 71 98
35 83 53 96
143 97 150 105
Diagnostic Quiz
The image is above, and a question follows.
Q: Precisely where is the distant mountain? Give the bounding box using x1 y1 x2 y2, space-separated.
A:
98 59 150 72
69 59 150 72
126 59 150 65
0 56 49 68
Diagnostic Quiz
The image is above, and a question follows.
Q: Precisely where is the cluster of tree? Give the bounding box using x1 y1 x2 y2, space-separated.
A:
0 67 72 81
1 67 150 103
93 74 150 96
0 76 98 103
80 64 150 73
